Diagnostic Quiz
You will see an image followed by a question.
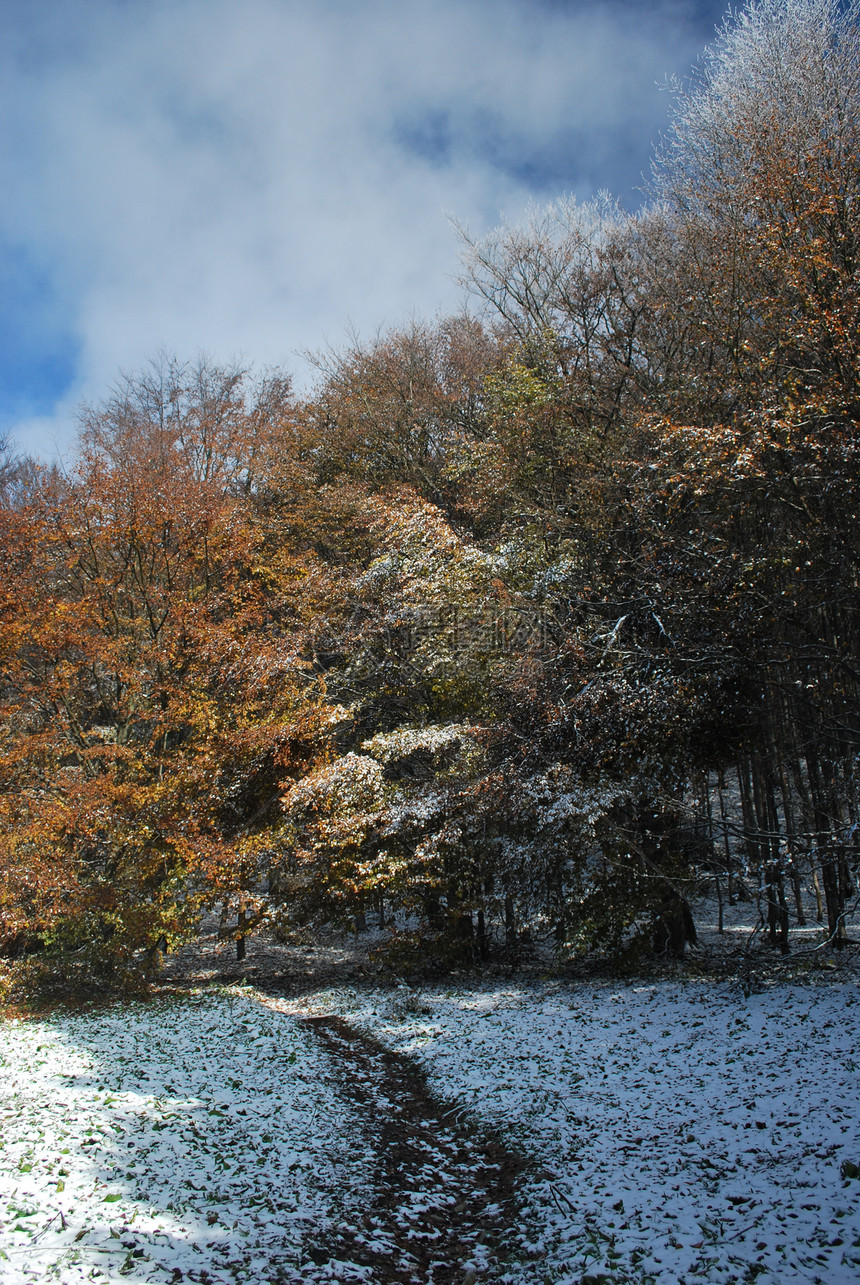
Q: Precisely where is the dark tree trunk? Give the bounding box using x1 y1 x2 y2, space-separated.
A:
476 908 487 960
652 896 696 958
504 895 517 950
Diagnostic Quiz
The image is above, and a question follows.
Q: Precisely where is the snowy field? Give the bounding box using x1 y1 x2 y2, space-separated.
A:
285 977 860 1284
2 979 859 1284
0 994 378 1283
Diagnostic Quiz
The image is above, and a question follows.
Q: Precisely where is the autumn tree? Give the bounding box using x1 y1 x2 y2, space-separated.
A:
5 1 859 989
303 317 504 509
78 352 295 496
445 0 860 956
638 0 860 945
0 363 345 994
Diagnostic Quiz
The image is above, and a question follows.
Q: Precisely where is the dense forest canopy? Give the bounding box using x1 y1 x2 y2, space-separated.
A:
1 0 858 996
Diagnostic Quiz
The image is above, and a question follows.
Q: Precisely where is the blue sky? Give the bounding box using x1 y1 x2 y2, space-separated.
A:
0 0 729 459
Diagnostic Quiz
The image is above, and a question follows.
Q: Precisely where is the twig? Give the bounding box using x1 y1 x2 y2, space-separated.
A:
549 1183 578 1217
31 1211 66 1243
725 1206 776 1242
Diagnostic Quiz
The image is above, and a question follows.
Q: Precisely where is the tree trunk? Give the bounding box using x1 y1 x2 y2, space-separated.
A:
716 771 735 904
504 895 517 953
236 906 246 961
476 907 488 960
811 867 825 922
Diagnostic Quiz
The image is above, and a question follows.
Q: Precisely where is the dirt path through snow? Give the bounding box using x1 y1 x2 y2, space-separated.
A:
272 1004 532 1283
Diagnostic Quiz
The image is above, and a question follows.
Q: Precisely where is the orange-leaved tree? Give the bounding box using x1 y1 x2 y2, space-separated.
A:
0 364 341 995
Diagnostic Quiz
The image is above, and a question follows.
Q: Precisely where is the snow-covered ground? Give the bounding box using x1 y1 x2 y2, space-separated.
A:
0 993 377 1283
285 977 860 1284
2 978 859 1283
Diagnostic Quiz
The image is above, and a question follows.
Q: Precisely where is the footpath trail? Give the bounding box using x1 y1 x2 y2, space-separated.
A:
158 933 535 1281
268 1001 530 1284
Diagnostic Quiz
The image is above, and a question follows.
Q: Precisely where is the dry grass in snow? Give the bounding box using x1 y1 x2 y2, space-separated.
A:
0 993 376 1283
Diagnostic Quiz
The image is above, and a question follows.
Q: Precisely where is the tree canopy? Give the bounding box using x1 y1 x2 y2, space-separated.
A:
2 0 859 996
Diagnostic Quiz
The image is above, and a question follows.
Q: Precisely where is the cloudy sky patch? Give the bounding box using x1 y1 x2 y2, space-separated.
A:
0 0 727 458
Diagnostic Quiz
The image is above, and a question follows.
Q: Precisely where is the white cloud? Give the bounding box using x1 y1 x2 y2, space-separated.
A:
0 0 715 458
